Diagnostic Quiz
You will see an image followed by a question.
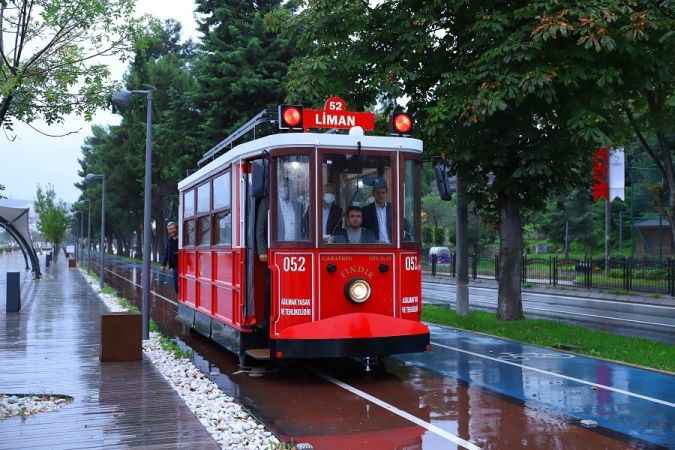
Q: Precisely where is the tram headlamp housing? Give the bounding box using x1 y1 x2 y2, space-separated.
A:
345 279 372 304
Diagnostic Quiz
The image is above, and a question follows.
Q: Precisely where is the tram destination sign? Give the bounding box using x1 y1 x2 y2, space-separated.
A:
303 96 376 131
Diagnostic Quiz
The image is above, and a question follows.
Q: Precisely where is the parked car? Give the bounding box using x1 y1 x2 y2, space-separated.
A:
428 246 451 264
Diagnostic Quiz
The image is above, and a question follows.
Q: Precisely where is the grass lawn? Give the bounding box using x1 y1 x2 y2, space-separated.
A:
422 304 675 373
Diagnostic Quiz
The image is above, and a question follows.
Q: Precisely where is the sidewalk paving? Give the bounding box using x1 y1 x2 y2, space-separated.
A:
0 253 219 450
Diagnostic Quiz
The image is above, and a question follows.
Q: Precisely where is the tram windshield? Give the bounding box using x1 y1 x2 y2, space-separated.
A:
321 153 393 245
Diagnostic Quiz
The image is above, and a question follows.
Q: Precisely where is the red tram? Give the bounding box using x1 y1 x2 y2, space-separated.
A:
176 98 429 363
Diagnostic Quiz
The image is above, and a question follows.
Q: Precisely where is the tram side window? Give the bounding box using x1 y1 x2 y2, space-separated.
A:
213 171 232 245
321 153 393 245
402 159 421 243
275 156 310 242
183 219 196 246
197 182 210 213
184 189 195 218
197 216 211 245
183 189 196 246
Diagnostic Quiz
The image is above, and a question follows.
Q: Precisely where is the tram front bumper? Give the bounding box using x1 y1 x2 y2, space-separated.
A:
271 313 430 359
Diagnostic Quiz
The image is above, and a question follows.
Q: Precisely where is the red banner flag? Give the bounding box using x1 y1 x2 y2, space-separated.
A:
592 147 609 202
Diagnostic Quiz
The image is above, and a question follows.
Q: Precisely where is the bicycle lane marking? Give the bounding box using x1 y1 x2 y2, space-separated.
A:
318 372 482 450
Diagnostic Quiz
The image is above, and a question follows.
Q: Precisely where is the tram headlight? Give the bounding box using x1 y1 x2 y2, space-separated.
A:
345 279 371 304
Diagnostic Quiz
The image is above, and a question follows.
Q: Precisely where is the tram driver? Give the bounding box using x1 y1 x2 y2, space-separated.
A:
334 206 376 244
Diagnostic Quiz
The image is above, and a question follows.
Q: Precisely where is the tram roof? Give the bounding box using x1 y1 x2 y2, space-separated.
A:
179 132 423 191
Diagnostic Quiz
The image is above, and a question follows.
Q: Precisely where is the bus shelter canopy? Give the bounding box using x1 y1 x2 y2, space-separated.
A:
0 198 40 277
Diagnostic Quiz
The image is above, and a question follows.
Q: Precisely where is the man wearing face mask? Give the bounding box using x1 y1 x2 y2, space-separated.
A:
322 184 342 239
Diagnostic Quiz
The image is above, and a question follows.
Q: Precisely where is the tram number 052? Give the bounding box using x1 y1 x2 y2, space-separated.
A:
404 256 419 271
283 256 306 272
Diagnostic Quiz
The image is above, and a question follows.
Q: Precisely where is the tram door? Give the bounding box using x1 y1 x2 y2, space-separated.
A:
246 159 269 332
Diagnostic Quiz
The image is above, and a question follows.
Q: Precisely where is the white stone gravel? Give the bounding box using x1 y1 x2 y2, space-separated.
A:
143 334 280 450
79 268 280 450
80 269 128 312
0 394 72 420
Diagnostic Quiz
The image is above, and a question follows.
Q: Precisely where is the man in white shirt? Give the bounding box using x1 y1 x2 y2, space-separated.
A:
362 182 392 244
277 181 304 241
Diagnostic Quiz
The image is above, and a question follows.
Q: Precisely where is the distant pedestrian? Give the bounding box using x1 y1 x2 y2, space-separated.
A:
161 222 179 292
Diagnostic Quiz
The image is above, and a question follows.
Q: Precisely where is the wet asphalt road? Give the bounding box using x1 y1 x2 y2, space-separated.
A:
423 281 675 344
82 253 675 450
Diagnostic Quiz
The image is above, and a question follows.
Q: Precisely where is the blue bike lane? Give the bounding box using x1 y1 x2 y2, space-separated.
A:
399 324 675 449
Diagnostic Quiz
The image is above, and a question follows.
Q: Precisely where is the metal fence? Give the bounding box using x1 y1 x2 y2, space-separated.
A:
425 253 675 296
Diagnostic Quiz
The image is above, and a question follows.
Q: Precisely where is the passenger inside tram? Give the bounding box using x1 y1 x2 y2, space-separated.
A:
362 182 392 244
277 177 307 241
323 153 392 245
321 183 343 239
333 206 376 244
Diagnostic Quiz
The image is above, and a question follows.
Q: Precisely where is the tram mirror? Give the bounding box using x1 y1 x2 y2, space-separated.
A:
251 159 268 198
434 160 456 201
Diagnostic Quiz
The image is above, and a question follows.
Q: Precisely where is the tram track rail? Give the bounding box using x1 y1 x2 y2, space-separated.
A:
103 267 177 306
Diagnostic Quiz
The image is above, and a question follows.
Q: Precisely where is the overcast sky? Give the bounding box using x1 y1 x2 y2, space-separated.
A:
1 0 199 204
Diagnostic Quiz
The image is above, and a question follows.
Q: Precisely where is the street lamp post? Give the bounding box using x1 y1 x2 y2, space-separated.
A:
87 199 92 273
85 173 106 289
112 87 154 340
78 210 84 262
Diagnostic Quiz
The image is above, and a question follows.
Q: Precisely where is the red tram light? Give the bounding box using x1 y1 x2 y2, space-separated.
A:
279 105 304 130
391 112 413 135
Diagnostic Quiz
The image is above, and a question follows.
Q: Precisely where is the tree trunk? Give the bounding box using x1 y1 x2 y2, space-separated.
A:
605 198 611 275
0 93 14 128
663 148 675 253
455 170 469 316
497 195 524 320
135 226 143 259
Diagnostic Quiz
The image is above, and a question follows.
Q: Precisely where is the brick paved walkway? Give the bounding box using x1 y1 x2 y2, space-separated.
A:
0 252 219 449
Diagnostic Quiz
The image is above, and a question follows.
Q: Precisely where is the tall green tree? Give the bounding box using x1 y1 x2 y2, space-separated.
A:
526 1 675 251
34 184 69 259
535 190 596 256
77 19 200 259
280 1 617 319
0 0 136 134
122 18 200 257
193 0 296 142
